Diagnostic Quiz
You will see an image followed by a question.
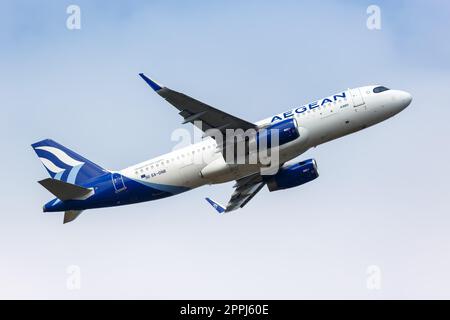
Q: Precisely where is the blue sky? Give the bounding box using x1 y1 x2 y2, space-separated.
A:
1 0 450 299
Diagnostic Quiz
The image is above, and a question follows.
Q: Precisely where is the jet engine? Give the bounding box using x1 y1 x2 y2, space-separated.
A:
257 118 300 149
265 159 319 191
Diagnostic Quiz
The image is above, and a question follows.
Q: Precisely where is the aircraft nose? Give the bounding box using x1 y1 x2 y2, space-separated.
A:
389 90 412 113
399 90 412 109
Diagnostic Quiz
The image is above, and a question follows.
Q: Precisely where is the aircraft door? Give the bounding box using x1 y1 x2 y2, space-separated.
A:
112 173 126 193
350 88 366 110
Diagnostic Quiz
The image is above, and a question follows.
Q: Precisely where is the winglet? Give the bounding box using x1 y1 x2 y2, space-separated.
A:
205 197 226 214
139 73 163 91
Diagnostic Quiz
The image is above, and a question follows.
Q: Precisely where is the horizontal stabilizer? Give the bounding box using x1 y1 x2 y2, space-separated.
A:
205 197 225 214
64 210 83 224
38 178 92 201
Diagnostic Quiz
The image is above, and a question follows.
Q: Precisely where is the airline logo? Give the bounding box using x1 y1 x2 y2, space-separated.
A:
34 146 85 184
271 92 347 122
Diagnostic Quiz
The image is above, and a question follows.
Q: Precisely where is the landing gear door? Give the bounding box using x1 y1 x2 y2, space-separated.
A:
350 88 365 110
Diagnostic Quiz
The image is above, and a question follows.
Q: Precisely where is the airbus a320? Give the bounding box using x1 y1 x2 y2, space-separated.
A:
32 74 412 223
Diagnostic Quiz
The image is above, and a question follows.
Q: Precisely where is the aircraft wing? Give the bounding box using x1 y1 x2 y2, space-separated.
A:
206 173 265 213
139 73 256 134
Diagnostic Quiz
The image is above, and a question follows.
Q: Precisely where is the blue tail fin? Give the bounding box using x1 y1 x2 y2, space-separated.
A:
31 139 106 185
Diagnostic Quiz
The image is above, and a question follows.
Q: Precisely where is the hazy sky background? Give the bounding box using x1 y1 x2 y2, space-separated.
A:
1 0 449 299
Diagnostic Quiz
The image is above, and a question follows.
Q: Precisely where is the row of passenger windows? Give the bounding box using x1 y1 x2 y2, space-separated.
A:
135 144 215 175
134 98 348 176
294 98 347 117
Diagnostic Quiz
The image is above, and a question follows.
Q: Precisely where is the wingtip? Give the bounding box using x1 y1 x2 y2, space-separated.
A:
205 197 226 214
139 73 163 91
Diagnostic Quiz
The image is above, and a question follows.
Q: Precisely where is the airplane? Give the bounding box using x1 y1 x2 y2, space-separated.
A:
32 74 412 223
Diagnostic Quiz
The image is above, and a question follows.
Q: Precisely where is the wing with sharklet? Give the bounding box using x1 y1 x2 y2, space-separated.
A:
206 173 265 213
139 73 256 135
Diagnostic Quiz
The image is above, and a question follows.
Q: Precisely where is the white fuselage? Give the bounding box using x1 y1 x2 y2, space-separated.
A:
121 85 412 190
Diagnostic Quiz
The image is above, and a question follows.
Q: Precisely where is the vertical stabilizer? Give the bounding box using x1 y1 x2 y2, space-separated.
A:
32 139 106 185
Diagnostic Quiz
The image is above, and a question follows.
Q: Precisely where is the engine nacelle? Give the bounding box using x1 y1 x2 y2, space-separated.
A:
257 118 300 149
265 159 319 192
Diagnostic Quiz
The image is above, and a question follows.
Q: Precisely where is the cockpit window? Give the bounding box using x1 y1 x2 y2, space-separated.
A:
373 86 390 93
